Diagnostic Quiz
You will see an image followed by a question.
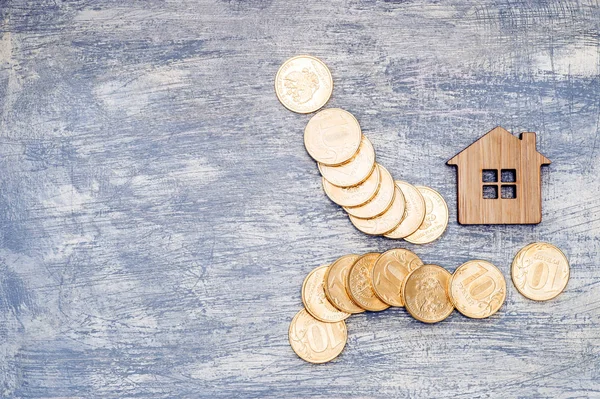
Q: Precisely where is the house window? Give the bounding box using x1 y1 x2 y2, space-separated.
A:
482 169 517 199
501 185 517 199
483 185 498 199
482 169 498 183
501 169 516 183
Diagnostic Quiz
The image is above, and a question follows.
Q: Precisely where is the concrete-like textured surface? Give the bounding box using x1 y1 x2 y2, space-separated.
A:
1 1 599 398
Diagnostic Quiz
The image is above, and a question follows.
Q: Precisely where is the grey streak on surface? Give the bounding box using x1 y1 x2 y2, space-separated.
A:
0 1 599 398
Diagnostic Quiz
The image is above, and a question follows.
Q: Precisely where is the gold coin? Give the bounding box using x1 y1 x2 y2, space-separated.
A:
318 136 375 187
449 260 506 319
324 254 365 314
275 55 333 114
304 108 362 166
511 242 570 301
349 186 406 235
404 186 448 244
289 308 347 364
302 265 350 322
403 264 454 323
347 253 389 311
322 163 380 207
372 249 424 307
344 164 395 219
384 181 426 239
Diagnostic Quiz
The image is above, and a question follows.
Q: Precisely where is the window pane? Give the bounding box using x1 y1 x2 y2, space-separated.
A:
483 185 498 199
482 170 498 182
501 185 517 199
501 169 516 182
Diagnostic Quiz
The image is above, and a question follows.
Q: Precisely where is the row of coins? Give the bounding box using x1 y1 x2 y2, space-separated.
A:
307 108 449 242
289 243 570 363
275 56 448 242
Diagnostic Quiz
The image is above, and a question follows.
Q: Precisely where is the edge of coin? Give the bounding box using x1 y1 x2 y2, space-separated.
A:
321 164 381 207
317 136 376 188
324 254 365 314
403 186 449 245
343 164 395 219
348 185 405 236
346 252 390 312
301 264 351 322
384 181 426 239
371 248 424 307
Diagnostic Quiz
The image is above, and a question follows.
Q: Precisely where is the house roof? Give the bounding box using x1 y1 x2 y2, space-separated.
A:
447 126 551 165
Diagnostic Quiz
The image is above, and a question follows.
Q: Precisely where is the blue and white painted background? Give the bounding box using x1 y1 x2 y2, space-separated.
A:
0 1 599 398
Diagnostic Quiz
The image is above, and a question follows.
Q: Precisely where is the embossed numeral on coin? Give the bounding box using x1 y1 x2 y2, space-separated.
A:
330 273 346 296
289 309 347 363
527 261 560 292
317 114 350 144
511 243 569 301
450 260 506 319
375 263 404 291
306 323 343 353
459 263 497 300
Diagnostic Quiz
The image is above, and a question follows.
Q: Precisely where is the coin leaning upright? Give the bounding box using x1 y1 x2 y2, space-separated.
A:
302 265 350 322
318 135 376 187
304 108 362 166
449 260 506 319
404 186 448 244
324 254 365 314
322 164 380 207
344 164 395 219
372 248 424 307
511 242 570 301
289 308 347 364
384 181 426 239
347 253 389 311
349 186 405 236
275 55 333 114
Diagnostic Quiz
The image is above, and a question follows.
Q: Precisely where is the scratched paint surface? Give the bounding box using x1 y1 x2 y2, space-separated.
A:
0 1 599 398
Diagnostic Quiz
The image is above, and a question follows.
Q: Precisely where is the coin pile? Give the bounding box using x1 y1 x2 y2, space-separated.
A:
275 56 448 243
289 243 570 364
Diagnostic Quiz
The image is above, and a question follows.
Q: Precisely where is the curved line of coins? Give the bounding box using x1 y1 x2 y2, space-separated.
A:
275 55 448 242
289 243 570 364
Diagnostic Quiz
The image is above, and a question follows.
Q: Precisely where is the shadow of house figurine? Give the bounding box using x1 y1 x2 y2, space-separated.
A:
447 126 551 225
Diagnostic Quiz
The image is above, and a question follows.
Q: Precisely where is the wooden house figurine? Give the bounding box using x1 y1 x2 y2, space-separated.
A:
447 126 551 225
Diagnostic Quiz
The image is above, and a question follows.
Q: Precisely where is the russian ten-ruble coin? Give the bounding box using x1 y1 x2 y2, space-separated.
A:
403 264 454 323
449 260 506 319
304 108 362 166
289 308 347 364
324 254 365 314
372 249 424 307
344 164 395 219
318 136 375 187
384 181 426 239
404 186 448 244
322 164 380 207
347 253 389 311
302 265 350 322
511 242 570 301
349 186 405 236
275 55 333 114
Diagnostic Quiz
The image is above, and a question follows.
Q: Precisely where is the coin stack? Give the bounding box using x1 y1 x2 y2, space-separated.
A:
289 243 570 364
275 55 448 242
